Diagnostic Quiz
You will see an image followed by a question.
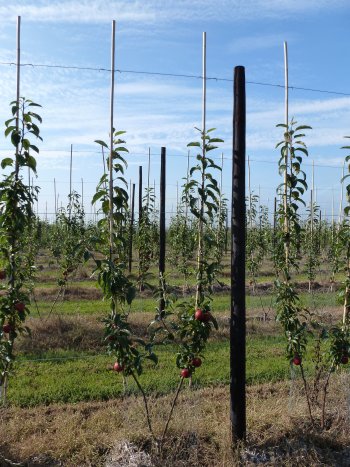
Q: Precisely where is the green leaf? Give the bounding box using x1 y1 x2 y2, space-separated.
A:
187 142 201 147
29 144 39 153
4 126 16 137
95 140 109 149
1 158 13 169
11 131 21 146
92 190 107 205
295 125 312 131
146 353 158 365
26 155 37 172
208 138 224 143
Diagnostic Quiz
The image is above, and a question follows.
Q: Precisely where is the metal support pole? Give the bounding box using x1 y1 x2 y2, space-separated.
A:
159 147 166 314
230 65 246 442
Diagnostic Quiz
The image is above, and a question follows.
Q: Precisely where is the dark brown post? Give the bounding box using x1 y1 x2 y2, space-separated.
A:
230 65 246 442
138 165 143 224
273 197 277 248
159 147 166 314
128 183 135 273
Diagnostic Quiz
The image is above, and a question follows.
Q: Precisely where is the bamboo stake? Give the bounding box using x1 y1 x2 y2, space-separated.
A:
202 31 206 138
195 31 206 308
338 161 345 226
283 41 290 271
248 155 252 228
15 16 21 181
109 20 116 260
185 150 190 222
147 147 151 207
69 144 73 220
54 178 57 217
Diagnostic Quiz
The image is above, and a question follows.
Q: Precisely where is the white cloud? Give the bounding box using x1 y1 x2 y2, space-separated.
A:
1 0 347 24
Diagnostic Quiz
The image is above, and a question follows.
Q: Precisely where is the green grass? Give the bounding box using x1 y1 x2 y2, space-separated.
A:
30 289 340 318
8 336 289 407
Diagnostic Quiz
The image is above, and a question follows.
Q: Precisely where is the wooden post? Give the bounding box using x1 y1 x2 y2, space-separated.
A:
159 147 166 314
138 165 143 224
128 183 135 273
230 65 246 442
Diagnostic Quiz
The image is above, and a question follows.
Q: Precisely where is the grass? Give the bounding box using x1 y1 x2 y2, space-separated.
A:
8 336 289 407
30 288 341 318
1 376 349 466
1 252 348 464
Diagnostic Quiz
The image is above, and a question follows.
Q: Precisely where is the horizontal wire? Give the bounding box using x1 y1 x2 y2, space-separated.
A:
0 61 349 97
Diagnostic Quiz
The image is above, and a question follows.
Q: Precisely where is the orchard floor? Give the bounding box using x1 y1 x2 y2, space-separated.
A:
0 376 349 466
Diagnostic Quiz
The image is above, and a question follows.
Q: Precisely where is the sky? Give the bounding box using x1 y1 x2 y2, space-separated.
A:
0 0 349 222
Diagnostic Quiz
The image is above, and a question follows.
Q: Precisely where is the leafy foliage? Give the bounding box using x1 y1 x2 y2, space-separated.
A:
0 98 42 403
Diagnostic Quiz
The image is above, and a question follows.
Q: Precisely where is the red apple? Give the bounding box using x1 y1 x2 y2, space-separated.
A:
180 368 191 378
113 362 124 373
341 354 348 365
0 270 6 280
292 355 302 366
2 323 12 334
14 302 25 313
191 357 202 368
194 309 211 322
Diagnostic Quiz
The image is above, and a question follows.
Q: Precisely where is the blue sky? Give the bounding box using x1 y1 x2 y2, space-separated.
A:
0 0 349 221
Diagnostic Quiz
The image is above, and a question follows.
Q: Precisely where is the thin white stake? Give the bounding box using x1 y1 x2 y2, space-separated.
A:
69 144 73 219
248 155 252 228
339 161 345 225
283 41 289 246
54 178 57 217
284 42 289 130
109 20 116 258
202 32 206 137
147 147 151 207
332 188 335 230
15 16 21 181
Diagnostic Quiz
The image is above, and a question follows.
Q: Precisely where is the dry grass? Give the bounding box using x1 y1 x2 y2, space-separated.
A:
14 313 280 355
16 305 343 355
0 375 349 466
15 313 158 354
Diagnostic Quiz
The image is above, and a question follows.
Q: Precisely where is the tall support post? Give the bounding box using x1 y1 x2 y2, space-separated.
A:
81 178 84 211
128 183 135 273
15 16 21 181
273 197 277 248
54 178 57 217
230 65 246 442
138 165 143 224
147 147 151 207
69 144 73 220
283 41 289 265
159 147 166 313
202 32 206 135
108 20 116 260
